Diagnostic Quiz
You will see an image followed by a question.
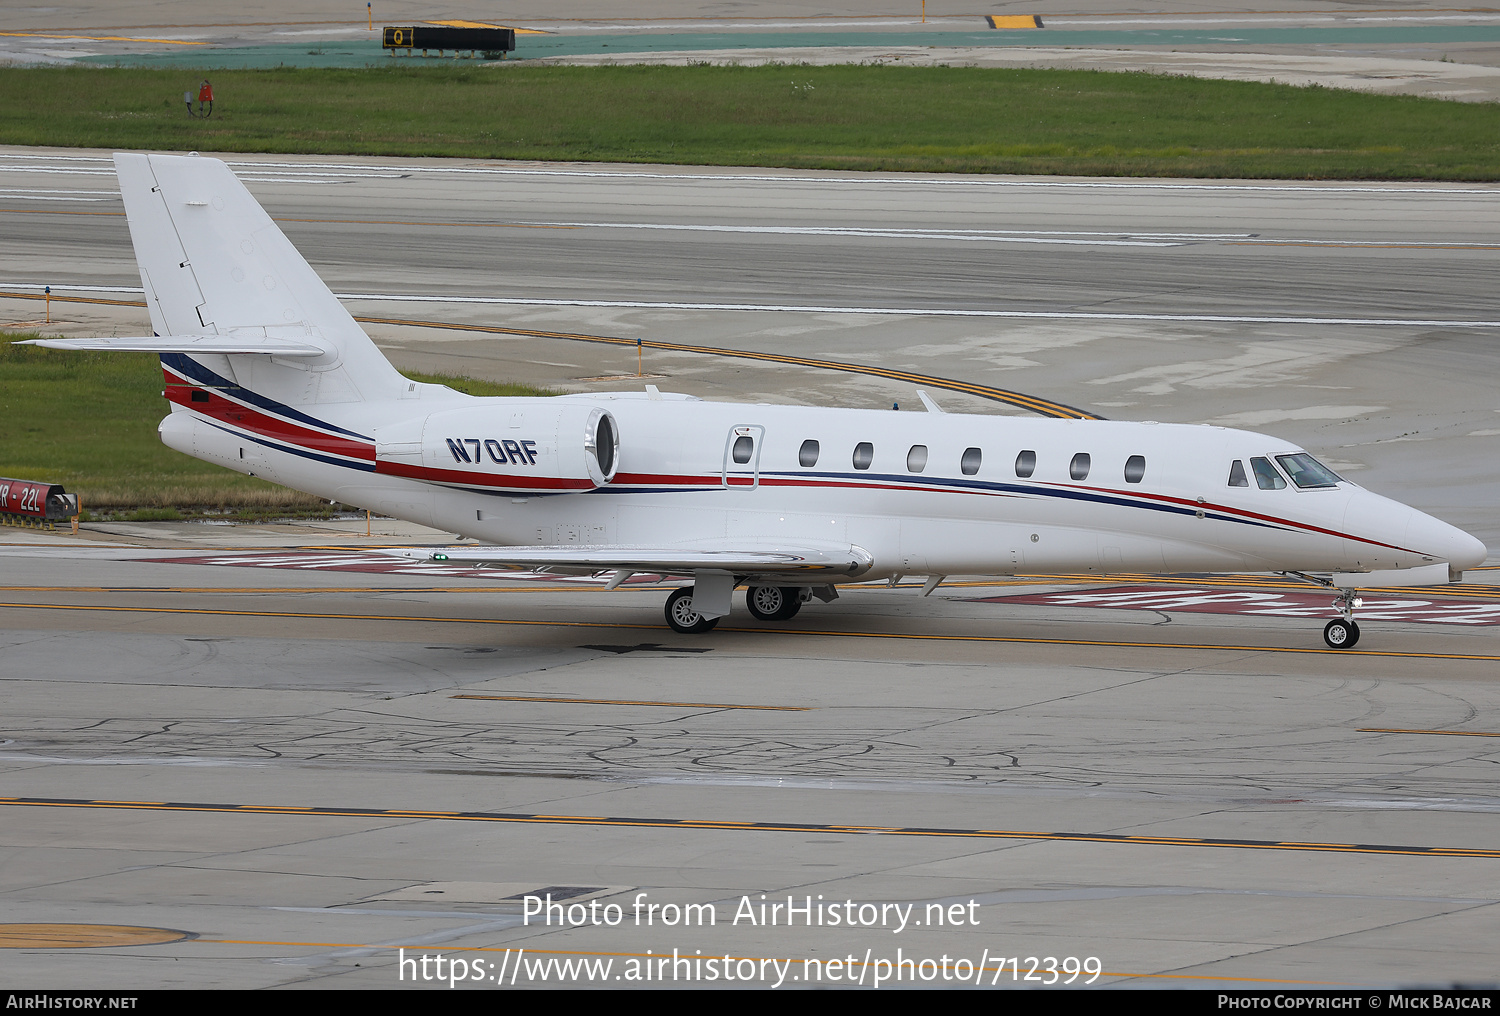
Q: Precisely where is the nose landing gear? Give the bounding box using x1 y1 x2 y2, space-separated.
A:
1322 587 1362 649
1283 572 1363 649
1322 616 1360 649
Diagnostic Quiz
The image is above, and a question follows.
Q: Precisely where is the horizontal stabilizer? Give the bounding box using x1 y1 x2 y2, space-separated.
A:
110 152 407 399
18 336 326 356
386 542 874 579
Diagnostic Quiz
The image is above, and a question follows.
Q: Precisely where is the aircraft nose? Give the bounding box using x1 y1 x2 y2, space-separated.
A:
1406 510 1489 572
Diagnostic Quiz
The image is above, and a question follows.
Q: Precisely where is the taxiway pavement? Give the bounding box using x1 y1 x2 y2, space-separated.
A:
11 0 1500 100
1 529 1499 988
4 147 1498 542
1 149 1497 989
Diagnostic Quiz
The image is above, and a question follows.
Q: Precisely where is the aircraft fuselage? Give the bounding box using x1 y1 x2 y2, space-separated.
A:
157 382 1484 582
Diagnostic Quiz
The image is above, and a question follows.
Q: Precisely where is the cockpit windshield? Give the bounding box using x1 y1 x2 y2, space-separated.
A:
1275 453 1342 489
1250 456 1286 490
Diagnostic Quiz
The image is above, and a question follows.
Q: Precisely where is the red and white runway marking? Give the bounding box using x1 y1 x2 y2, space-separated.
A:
975 585 1500 626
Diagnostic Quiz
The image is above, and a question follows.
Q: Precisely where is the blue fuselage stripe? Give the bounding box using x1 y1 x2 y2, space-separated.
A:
161 353 372 442
202 419 377 473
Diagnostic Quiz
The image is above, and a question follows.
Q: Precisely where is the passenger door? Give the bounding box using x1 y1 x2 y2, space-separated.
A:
722 425 764 489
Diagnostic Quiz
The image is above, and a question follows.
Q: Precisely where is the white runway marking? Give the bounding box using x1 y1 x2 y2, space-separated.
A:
3 153 1496 196
539 221 1196 247
7 282 1500 328
542 19 944 30
0 188 116 198
1053 14 1500 24
0 166 115 177
985 585 1500 626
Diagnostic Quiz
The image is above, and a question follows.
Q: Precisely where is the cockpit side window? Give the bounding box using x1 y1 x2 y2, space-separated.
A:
1275 453 1342 489
1250 456 1287 490
1228 460 1248 487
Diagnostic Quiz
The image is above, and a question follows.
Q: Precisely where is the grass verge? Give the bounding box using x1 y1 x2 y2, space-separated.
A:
4 64 1500 179
0 334 556 514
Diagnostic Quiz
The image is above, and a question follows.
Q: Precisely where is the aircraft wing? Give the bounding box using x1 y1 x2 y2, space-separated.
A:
17 336 326 356
386 542 875 580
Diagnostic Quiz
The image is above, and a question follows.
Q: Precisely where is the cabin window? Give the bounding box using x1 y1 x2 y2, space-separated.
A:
1124 455 1146 483
1014 449 1035 478
190 389 210 403
1276 453 1342 489
1070 453 1091 481
1228 460 1248 487
731 435 754 464
799 439 820 467
907 445 928 473
1251 456 1287 490
961 447 982 475
852 442 874 470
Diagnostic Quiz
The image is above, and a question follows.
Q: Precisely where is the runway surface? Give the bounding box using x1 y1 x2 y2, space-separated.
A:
1 148 1498 988
2 533 1500 988
12 0 1500 100
5 146 1499 539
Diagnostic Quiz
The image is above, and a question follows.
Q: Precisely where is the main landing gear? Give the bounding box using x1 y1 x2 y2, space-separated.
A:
662 584 812 633
745 585 803 622
665 586 719 634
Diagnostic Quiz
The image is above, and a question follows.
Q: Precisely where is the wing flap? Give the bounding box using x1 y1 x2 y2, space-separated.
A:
387 542 874 579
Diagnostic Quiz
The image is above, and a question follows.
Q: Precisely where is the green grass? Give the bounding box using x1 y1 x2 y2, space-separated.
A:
4 64 1500 178
0 334 555 511
403 372 558 398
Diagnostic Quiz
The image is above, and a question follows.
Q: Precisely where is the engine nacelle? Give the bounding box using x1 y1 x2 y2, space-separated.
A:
374 399 618 494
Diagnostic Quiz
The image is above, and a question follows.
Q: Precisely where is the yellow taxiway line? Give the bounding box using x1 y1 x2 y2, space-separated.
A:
1360 727 1500 737
3 574 1497 598
356 314 1101 419
3 795 1497 860
0 288 1092 417
452 693 809 711
0 31 205 45
3 600 1498 661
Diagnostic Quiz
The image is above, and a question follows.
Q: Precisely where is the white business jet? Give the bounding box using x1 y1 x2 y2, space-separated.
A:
25 154 1489 647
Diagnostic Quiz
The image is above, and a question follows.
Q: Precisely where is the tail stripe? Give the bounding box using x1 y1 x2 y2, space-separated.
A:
161 354 373 442
200 419 377 473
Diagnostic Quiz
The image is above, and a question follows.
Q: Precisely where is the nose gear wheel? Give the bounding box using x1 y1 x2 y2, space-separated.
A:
1323 618 1360 649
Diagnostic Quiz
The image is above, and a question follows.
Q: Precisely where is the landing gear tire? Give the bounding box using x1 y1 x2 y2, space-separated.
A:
665 586 720 634
745 585 802 622
1323 618 1360 649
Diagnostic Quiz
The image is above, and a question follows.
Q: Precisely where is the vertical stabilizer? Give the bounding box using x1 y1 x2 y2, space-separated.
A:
115 152 406 404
